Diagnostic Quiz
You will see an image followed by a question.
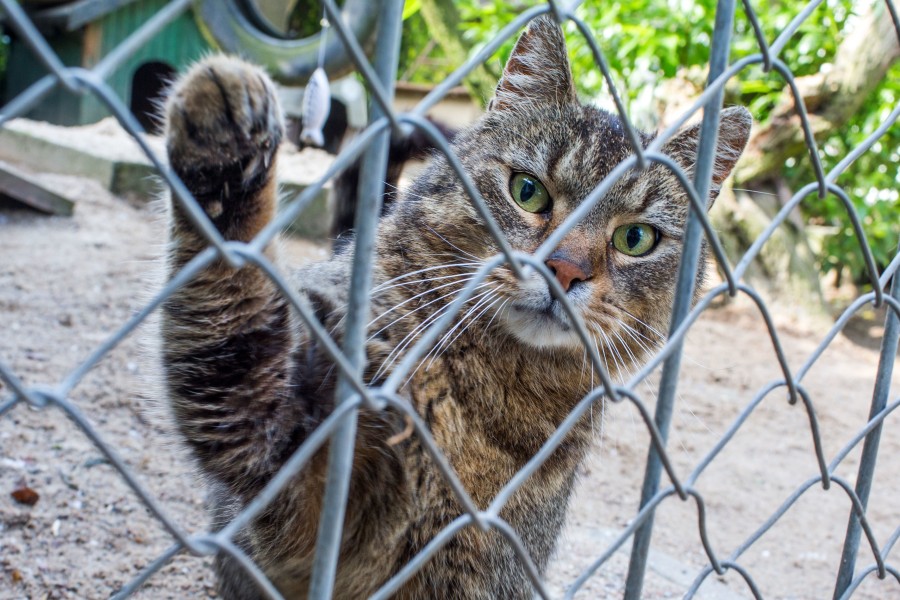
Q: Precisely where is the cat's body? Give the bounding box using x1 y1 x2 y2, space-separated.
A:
160 16 750 599
198 251 592 599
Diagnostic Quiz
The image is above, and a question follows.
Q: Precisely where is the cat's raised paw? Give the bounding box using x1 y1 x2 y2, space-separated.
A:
164 55 284 202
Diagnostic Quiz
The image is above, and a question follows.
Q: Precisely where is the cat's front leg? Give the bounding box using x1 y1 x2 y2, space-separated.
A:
161 57 410 596
161 57 300 497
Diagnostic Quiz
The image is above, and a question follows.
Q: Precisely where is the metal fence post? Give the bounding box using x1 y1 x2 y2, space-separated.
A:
624 1 737 597
833 240 900 597
307 1 404 598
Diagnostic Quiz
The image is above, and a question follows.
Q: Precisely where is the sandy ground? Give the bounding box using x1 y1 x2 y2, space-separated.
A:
1 161 899 600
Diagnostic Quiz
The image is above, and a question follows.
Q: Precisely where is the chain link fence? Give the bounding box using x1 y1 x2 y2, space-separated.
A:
1 0 899 598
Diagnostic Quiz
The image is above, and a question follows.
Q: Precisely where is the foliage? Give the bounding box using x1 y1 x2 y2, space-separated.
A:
400 0 899 286
0 32 8 81
813 73 900 279
398 10 457 84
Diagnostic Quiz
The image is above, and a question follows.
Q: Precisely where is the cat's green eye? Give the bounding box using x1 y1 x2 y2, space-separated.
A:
510 173 551 213
612 223 658 257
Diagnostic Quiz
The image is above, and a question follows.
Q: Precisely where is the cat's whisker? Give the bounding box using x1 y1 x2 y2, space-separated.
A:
586 331 602 438
614 328 658 446
371 262 481 294
619 319 661 352
596 326 626 386
373 268 480 293
370 283 491 380
427 291 505 368
587 326 620 444
368 275 479 331
599 390 612 455
581 327 602 447
394 295 492 387
620 308 713 375
599 328 643 444
577 327 607 440
623 308 711 374
480 296 511 341
420 289 499 372
588 324 613 385
612 328 641 377
617 322 646 356
598 329 637 450
618 307 667 344
372 302 453 382
376 286 495 383
330 264 480 336
409 250 482 264
579 328 595 392
368 283 480 346
619 321 664 367
629 325 665 350
425 225 483 262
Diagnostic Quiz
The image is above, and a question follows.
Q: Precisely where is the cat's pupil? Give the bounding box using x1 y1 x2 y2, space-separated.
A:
626 226 643 249
520 179 535 202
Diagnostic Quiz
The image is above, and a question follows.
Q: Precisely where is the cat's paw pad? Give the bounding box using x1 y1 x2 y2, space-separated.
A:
165 56 284 198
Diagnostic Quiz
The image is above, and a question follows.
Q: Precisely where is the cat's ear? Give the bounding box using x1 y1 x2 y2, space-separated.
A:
489 15 577 112
662 106 752 189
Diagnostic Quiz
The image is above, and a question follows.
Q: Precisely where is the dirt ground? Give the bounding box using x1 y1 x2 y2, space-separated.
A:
1 150 898 599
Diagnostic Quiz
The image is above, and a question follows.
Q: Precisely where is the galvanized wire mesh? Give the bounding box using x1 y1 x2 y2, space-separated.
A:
1 0 899 598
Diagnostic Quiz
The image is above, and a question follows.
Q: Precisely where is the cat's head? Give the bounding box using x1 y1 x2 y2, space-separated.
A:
390 15 750 361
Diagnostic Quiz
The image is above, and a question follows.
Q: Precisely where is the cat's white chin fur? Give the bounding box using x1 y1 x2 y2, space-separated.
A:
501 305 584 349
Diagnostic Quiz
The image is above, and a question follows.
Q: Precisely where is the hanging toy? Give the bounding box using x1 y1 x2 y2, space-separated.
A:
300 16 332 148
300 67 331 147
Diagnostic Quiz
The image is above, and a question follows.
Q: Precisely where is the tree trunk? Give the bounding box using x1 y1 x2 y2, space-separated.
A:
734 2 900 183
418 0 501 106
710 182 832 323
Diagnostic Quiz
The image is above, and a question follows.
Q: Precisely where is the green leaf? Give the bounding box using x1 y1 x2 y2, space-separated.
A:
402 0 422 20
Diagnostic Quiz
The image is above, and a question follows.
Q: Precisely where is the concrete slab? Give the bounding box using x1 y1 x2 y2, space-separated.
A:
0 159 75 215
0 118 335 238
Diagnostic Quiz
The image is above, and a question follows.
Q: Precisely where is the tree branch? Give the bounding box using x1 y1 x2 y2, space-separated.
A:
734 2 900 183
418 0 501 106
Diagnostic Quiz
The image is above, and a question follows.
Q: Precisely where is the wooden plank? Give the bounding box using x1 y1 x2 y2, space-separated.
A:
0 162 75 216
0 122 161 197
26 0 142 33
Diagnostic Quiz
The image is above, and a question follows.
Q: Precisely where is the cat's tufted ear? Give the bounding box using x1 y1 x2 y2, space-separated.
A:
661 106 752 191
489 15 577 112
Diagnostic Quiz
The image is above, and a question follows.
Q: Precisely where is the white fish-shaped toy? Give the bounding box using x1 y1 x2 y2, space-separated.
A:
300 67 331 147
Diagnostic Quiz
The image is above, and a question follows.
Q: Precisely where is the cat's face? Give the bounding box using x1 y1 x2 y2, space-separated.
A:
393 16 750 362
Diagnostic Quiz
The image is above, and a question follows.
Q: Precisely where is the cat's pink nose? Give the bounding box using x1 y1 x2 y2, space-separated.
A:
545 257 591 292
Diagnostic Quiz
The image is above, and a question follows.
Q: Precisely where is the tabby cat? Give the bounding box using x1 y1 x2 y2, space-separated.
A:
161 15 751 599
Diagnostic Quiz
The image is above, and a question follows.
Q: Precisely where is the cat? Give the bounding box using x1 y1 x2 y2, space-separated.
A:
160 15 751 599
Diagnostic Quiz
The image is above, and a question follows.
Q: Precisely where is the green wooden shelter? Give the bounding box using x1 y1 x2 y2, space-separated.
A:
3 0 210 130
2 0 378 142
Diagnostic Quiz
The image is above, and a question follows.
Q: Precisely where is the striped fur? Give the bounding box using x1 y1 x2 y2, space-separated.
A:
160 18 751 599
